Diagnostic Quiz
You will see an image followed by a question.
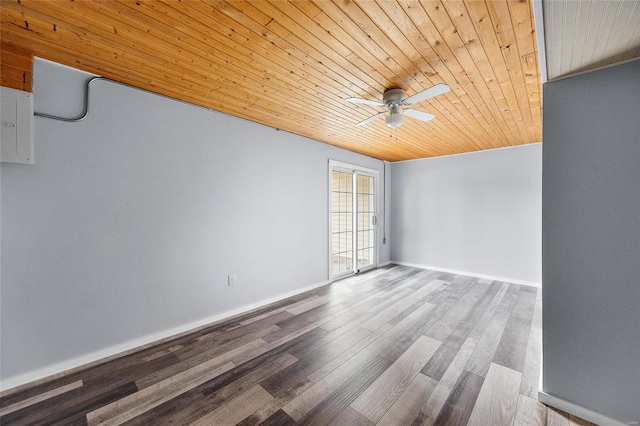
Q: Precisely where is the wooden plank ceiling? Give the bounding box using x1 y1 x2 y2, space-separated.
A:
0 0 542 161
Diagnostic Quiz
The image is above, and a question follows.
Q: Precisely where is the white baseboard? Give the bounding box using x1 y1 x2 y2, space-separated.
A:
0 279 331 394
391 261 541 288
538 390 629 426
378 260 392 267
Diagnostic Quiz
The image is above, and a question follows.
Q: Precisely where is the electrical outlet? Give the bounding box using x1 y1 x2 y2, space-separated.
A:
228 274 237 286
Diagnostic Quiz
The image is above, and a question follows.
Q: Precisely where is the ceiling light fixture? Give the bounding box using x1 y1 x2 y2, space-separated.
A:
346 84 450 128
385 106 404 128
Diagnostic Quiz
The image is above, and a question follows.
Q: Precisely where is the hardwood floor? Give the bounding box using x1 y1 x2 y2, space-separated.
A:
0 266 594 425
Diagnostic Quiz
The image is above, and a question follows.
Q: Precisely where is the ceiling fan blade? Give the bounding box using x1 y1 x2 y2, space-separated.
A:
403 83 450 105
402 109 436 122
346 97 385 107
357 111 387 126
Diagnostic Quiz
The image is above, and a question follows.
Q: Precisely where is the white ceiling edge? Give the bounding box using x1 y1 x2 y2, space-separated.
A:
544 57 640 83
389 142 543 164
532 0 548 84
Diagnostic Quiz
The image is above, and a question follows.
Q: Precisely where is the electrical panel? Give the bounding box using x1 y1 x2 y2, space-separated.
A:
1 86 34 164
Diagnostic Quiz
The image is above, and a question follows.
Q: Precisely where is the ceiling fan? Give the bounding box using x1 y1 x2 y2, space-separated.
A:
346 83 450 128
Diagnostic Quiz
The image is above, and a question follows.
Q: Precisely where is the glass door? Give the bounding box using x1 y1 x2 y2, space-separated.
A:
330 161 377 279
330 170 353 278
356 174 376 271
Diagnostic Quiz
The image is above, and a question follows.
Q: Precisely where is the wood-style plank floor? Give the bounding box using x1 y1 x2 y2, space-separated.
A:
0 266 595 425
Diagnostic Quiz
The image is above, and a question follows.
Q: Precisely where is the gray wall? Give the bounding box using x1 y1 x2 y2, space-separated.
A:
542 60 640 423
0 59 390 381
390 144 542 284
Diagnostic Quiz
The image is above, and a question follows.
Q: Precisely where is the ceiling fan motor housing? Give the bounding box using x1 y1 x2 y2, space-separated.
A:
382 88 407 106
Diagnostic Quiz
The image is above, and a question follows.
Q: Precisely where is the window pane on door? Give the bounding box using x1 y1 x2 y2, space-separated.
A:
331 171 353 277
356 174 375 270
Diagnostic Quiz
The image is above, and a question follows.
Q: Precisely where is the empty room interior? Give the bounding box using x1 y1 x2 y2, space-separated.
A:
0 1 638 425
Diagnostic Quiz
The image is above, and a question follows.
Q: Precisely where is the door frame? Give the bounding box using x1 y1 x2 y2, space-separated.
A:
328 160 379 281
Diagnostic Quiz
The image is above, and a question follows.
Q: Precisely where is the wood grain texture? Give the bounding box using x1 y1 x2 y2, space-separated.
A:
190 385 273 426
382 300 436 342
361 279 445 331
251 409 295 426
421 281 502 380
376 373 437 426
236 380 313 426
513 394 547 426
493 288 536 372
420 382 451 424
307 324 393 384
0 40 32 91
350 335 441 422
135 335 269 389
294 356 392 426
282 333 391 420
86 361 235 425
329 406 375 426
467 362 522 426
464 284 519 377
433 370 485 426
547 407 572 426
0 380 82 416
0 266 594 426
1 381 139 426
121 353 298 426
520 287 543 398
0 0 542 161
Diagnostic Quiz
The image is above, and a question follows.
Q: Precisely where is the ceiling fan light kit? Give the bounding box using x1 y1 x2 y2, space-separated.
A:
385 106 404 128
347 83 450 128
